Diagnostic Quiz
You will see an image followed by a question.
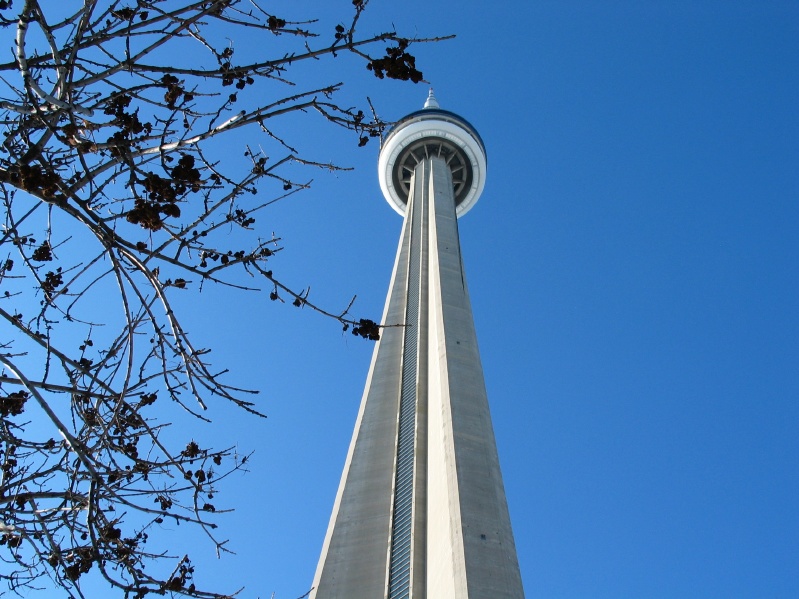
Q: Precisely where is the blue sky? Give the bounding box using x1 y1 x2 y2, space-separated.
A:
84 1 798 597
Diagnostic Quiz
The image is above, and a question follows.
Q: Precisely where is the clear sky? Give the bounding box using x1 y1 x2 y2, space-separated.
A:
99 1 798 598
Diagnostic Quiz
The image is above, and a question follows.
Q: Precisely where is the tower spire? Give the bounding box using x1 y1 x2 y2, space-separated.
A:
310 95 524 599
423 88 439 109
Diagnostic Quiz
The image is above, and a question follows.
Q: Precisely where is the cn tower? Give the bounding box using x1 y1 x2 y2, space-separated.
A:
310 91 524 599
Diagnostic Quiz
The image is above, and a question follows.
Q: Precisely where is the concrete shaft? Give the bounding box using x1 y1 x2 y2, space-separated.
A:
310 157 524 599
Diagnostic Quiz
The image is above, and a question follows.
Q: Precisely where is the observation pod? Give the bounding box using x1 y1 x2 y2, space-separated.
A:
378 90 487 217
311 92 524 599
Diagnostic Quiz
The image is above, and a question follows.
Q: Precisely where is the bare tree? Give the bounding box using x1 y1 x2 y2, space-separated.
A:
0 0 444 596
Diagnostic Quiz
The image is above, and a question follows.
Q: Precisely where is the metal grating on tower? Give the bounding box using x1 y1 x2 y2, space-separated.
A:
310 92 524 599
387 180 422 599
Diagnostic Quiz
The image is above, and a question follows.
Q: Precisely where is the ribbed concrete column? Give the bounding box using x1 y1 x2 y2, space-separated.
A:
309 188 413 598
426 156 524 598
311 95 524 599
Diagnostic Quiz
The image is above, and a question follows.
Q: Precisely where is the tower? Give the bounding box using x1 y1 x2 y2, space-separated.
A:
310 92 524 599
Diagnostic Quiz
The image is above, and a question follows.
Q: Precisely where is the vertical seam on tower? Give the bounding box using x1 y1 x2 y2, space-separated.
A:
387 161 425 599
